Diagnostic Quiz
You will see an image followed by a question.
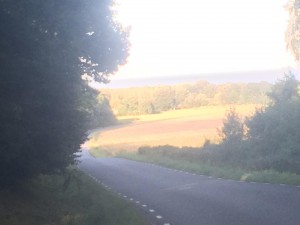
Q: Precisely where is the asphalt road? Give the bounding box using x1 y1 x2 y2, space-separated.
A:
78 149 300 225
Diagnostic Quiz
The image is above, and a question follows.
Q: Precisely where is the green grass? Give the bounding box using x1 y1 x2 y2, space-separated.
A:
0 168 148 225
118 152 300 186
90 147 114 158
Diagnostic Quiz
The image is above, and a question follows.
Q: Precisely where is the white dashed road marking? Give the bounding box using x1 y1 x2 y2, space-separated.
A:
156 215 163 219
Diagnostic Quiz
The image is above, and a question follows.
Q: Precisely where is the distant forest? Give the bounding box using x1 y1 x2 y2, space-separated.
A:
99 81 272 116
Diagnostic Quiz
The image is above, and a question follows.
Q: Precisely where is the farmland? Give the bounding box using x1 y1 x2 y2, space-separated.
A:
87 104 260 155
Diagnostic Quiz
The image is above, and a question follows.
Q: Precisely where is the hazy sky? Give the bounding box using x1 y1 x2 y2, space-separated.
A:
112 0 295 81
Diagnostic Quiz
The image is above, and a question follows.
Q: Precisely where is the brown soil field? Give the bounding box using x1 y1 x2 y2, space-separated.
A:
100 119 222 138
87 118 222 152
87 105 259 153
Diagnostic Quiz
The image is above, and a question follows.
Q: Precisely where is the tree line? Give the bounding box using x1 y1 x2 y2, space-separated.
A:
100 81 271 116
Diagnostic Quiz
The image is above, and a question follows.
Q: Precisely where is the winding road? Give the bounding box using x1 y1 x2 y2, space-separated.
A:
78 149 300 225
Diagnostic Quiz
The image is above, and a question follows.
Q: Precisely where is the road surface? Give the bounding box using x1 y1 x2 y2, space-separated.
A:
78 149 300 225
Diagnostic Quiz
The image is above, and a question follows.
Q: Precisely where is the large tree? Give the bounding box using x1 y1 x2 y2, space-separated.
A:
0 0 129 184
246 75 300 173
286 0 300 62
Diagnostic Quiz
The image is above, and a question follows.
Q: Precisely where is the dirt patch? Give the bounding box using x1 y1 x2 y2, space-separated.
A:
100 119 221 137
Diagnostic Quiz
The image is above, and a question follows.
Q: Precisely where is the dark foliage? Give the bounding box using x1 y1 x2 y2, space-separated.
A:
245 74 300 172
218 108 245 143
0 0 129 185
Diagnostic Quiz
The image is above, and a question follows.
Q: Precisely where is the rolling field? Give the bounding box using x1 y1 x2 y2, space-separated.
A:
86 104 260 155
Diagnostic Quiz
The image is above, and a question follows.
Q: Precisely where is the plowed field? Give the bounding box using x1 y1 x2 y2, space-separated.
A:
87 105 259 153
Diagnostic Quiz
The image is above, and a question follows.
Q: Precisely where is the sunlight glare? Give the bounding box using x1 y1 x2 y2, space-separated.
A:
113 0 295 80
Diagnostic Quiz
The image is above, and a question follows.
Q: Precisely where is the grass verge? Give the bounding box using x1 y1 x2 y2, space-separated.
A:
0 168 148 225
118 152 300 186
90 147 114 158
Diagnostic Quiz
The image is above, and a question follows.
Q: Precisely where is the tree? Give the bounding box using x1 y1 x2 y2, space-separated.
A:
219 108 245 143
268 73 299 105
286 0 300 62
82 92 117 129
246 75 300 172
0 1 129 184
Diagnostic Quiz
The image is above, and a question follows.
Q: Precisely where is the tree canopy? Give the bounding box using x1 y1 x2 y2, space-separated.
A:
245 75 300 172
0 0 129 184
286 0 300 62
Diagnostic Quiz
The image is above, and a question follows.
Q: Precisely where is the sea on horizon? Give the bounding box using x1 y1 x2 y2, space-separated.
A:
94 68 299 89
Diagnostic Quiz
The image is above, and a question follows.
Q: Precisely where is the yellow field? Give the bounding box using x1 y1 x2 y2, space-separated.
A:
86 104 261 154
118 104 260 122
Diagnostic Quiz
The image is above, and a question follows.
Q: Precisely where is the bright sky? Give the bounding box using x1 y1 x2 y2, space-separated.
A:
112 0 295 80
